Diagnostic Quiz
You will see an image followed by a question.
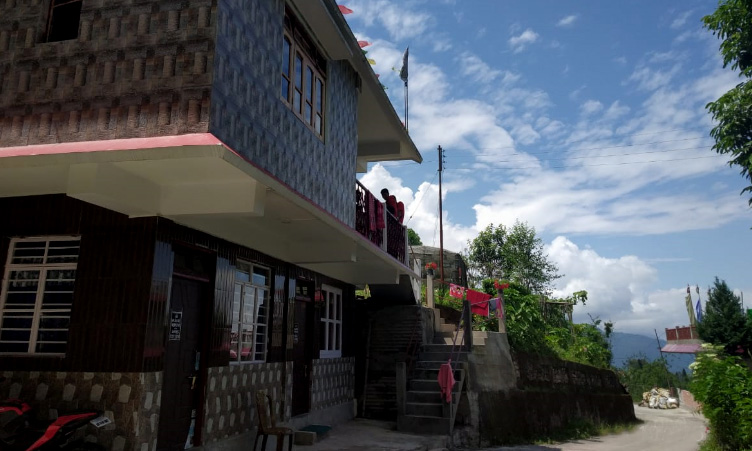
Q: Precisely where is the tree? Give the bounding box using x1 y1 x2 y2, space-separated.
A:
407 228 422 246
618 355 684 402
697 277 750 355
466 221 560 293
703 0 752 205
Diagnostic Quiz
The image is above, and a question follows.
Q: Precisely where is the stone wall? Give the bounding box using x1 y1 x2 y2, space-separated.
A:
202 362 292 445
0 0 214 146
455 333 635 448
310 357 354 411
0 370 161 451
210 0 360 226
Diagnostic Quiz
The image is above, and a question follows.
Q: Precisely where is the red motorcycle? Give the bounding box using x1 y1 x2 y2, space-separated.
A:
0 396 108 451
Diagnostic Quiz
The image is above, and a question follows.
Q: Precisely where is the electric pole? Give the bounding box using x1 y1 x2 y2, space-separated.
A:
438 145 444 285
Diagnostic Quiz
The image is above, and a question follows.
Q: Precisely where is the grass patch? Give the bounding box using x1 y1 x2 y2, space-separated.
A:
698 430 723 451
533 418 642 445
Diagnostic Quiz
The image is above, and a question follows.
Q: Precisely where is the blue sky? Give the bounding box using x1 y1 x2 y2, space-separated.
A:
344 0 751 338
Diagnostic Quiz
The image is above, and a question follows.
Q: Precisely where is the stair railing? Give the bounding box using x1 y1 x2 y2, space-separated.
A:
404 307 423 377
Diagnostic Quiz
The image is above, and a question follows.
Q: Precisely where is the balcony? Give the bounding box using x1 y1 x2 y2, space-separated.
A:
665 325 700 343
355 180 407 266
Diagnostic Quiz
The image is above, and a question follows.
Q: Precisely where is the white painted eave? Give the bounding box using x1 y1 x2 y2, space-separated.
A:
0 136 416 285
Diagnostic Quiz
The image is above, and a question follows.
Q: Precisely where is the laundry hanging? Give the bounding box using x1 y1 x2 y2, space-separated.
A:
449 284 466 299
466 289 492 317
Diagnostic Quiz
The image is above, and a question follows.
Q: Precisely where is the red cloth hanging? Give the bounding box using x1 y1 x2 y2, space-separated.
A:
467 289 491 317
375 201 385 229
438 362 455 403
367 191 376 232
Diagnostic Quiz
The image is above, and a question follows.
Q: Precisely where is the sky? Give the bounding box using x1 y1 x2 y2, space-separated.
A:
343 0 751 340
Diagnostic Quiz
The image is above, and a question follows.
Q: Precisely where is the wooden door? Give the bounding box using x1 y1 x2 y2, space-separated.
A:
158 277 204 450
291 291 313 416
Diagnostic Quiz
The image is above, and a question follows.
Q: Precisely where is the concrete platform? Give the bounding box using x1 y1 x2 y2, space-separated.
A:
301 418 449 451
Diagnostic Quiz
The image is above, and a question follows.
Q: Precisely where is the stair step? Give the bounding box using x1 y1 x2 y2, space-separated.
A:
418 351 469 362
405 401 444 417
408 378 463 392
406 390 444 403
411 368 464 381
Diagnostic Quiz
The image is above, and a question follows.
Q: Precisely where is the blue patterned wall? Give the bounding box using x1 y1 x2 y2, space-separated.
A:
210 0 359 226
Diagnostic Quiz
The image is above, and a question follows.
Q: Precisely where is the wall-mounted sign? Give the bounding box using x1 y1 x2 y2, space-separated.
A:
293 323 299 344
169 311 183 341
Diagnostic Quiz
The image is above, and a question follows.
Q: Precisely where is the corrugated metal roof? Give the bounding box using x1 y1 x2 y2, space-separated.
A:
661 343 702 354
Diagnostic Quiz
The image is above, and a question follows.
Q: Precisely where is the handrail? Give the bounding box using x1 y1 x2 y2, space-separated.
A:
404 308 423 377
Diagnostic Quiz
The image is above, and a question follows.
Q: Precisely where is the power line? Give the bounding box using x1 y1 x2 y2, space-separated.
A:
473 136 707 156
405 170 439 227
492 154 721 170
470 145 711 163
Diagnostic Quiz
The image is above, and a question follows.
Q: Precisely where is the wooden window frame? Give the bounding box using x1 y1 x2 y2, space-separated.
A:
282 9 326 139
0 236 81 355
319 284 342 359
230 262 271 364
45 0 83 43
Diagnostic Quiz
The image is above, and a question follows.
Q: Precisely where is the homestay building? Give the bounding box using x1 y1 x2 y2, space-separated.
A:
0 0 421 450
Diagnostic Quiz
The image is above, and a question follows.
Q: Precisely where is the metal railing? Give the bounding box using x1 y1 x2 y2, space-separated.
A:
355 180 407 265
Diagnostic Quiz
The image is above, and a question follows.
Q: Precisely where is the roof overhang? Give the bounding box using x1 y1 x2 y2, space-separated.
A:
288 0 422 172
661 343 703 354
0 134 416 285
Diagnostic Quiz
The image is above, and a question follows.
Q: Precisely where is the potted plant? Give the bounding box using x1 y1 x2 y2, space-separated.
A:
424 262 437 276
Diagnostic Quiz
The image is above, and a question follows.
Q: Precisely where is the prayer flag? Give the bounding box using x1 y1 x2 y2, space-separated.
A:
338 5 353 14
695 299 703 323
449 283 465 299
399 47 409 83
358 40 371 48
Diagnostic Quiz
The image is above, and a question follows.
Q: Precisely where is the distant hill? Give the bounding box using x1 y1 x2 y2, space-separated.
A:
610 331 694 374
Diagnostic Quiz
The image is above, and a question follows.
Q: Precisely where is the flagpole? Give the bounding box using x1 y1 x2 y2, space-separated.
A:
404 79 408 132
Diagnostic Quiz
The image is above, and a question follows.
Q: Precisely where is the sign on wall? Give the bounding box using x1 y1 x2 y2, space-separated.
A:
169 311 183 341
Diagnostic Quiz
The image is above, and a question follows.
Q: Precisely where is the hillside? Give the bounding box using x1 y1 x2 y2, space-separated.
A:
610 331 695 373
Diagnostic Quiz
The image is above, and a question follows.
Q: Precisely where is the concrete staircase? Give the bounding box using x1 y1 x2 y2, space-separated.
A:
433 307 487 346
397 343 467 435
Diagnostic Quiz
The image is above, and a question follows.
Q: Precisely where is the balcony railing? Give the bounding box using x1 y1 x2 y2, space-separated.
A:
355 180 407 266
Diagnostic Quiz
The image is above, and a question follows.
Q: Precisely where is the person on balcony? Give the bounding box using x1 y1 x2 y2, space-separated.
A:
381 188 398 217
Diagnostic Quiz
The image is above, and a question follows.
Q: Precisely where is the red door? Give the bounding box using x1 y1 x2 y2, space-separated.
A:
158 276 204 450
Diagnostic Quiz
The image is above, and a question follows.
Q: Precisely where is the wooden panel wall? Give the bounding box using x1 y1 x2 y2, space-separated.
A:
0 195 157 372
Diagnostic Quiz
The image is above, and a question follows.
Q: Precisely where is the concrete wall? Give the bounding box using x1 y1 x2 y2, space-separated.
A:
455 333 636 448
0 0 214 146
209 0 360 226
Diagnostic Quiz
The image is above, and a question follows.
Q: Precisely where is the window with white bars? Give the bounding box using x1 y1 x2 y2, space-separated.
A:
319 284 342 358
0 237 81 355
230 262 271 363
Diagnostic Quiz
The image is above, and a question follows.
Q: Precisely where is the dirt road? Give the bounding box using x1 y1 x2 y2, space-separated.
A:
487 405 707 451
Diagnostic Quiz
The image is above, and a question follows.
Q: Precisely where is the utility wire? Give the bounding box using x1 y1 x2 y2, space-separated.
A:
405 170 439 227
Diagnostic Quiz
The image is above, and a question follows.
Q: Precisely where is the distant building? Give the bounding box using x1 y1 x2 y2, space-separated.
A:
410 245 467 286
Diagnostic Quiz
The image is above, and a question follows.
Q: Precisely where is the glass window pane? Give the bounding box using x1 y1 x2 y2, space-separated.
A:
232 284 242 323
0 329 31 342
305 104 312 124
0 342 30 353
4 292 38 308
316 79 323 112
35 342 67 353
243 288 255 324
39 315 70 329
235 269 250 283
252 267 269 286
294 54 303 89
282 37 291 76
315 115 322 135
1 314 33 329
306 68 313 102
293 90 301 113
37 329 68 342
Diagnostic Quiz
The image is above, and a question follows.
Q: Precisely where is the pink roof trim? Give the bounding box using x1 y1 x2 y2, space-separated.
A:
0 133 222 158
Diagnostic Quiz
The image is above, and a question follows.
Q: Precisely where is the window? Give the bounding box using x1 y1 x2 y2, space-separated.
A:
281 8 326 138
46 0 83 42
319 284 342 358
0 237 80 355
230 262 271 363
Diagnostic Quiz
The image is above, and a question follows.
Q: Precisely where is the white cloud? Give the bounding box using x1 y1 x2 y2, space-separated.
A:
557 15 578 27
627 65 682 91
547 237 697 335
354 0 434 41
670 10 693 30
613 56 627 65
508 29 539 53
458 52 501 84
580 100 604 115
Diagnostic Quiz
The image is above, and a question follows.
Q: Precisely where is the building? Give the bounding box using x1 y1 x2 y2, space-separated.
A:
0 0 421 450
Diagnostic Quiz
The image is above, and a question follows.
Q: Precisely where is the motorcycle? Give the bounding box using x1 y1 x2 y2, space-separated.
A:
0 391 109 451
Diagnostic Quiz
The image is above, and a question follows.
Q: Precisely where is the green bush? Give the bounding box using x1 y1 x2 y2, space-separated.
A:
690 346 752 450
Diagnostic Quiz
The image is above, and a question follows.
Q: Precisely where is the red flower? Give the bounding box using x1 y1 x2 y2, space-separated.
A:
425 262 437 270
494 281 509 290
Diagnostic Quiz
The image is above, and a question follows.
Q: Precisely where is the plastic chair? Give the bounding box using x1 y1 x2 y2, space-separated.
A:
253 391 293 451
